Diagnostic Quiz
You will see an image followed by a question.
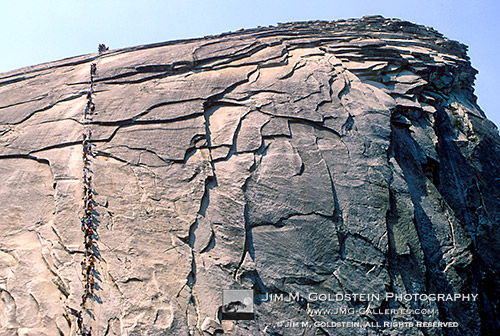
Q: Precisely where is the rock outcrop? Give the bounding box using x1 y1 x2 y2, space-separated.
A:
0 15 499 336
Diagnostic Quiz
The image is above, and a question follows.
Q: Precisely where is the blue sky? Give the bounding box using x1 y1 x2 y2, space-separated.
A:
1 0 499 127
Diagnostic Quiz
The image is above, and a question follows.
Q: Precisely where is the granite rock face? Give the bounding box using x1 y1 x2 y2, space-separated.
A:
1 16 499 336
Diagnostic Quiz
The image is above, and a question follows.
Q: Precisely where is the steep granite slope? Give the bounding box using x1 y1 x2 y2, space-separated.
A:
0 16 499 335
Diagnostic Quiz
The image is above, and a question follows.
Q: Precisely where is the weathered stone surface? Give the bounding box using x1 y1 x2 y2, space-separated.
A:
1 16 499 335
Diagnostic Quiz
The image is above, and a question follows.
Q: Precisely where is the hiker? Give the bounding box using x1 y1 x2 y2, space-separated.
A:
81 294 87 307
87 263 94 276
90 63 97 76
85 227 93 239
84 144 92 155
76 310 83 332
85 241 91 251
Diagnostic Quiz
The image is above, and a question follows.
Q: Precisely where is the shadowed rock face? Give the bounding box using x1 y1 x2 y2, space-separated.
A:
0 15 499 336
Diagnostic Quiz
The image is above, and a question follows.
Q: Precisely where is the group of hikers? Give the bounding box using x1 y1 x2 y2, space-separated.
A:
73 60 100 336
76 310 91 336
69 43 109 336
84 64 97 119
98 43 109 54
81 127 96 304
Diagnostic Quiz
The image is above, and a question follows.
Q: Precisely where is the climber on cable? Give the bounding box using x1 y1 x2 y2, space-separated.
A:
85 226 94 239
89 272 95 290
84 281 90 294
76 310 83 333
81 294 87 307
82 143 89 154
